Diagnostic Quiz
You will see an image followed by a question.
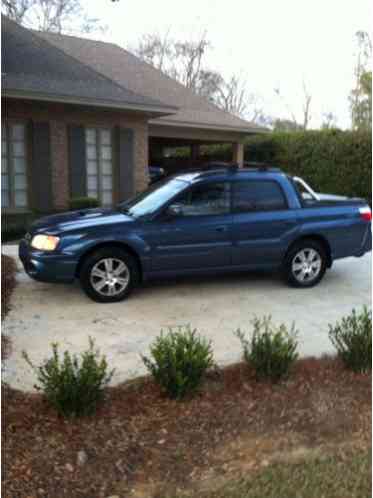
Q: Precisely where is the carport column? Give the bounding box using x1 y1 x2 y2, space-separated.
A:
190 143 200 161
50 120 69 210
232 142 244 167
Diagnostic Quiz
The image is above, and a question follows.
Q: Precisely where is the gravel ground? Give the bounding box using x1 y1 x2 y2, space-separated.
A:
2 245 371 392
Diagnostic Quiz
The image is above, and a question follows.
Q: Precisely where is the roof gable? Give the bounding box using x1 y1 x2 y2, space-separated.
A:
1 16 176 115
39 31 263 133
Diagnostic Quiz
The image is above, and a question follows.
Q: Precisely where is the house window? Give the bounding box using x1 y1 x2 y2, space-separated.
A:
85 128 113 206
2 123 28 208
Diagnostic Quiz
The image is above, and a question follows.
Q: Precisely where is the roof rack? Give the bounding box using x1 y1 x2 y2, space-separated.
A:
173 162 281 178
196 164 239 177
243 161 281 172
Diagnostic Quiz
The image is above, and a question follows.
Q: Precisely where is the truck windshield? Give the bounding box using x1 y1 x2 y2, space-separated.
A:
118 178 188 218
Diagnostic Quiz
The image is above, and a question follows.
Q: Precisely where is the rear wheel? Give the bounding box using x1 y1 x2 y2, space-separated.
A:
284 240 327 288
80 247 139 302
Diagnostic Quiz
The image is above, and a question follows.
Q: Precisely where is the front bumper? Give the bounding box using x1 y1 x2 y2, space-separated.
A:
19 239 77 283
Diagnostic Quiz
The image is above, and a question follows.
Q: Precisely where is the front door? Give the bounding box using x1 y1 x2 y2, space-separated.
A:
147 181 233 272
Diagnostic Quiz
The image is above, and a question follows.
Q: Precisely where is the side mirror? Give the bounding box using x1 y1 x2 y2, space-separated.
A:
166 204 183 218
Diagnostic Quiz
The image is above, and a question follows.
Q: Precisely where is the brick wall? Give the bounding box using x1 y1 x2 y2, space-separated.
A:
50 120 69 210
3 98 150 210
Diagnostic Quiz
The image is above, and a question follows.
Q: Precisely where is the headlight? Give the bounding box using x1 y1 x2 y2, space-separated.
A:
31 234 60 251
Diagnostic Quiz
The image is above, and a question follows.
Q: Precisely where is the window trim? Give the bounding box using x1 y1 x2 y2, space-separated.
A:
232 179 289 213
85 127 114 206
2 121 29 209
162 180 233 219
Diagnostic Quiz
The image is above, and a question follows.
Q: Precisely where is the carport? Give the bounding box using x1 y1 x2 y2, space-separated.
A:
149 123 250 174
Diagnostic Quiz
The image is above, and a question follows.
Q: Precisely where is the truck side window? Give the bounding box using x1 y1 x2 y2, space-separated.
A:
171 182 231 216
233 181 287 212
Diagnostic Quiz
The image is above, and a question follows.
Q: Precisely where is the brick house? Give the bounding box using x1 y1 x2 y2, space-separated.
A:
2 16 263 226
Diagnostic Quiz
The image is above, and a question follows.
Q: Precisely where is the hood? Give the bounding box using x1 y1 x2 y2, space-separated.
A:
30 208 134 234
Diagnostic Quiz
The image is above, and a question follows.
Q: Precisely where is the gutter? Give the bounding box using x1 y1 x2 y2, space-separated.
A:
149 117 268 134
2 89 179 116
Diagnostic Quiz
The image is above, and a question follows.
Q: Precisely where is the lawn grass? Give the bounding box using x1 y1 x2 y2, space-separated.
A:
171 451 371 498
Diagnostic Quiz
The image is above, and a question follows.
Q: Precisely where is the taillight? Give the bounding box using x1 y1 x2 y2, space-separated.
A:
359 206 372 221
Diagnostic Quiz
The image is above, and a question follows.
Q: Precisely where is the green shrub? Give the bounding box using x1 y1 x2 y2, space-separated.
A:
200 130 371 201
329 307 372 373
1 225 27 242
23 338 114 417
246 130 372 201
236 316 299 382
69 197 100 210
142 325 214 399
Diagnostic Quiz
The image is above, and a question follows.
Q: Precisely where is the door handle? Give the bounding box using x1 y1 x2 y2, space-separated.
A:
216 226 228 232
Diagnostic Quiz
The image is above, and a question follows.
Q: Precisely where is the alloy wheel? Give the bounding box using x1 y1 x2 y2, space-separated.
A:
291 248 322 283
90 257 130 297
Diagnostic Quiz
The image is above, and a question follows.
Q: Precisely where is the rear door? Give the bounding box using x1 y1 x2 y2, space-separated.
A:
232 179 298 267
148 181 233 272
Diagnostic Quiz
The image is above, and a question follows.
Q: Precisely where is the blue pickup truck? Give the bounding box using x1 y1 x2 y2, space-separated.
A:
19 166 371 303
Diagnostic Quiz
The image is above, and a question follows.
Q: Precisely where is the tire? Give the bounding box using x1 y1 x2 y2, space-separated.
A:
283 239 327 288
79 247 140 303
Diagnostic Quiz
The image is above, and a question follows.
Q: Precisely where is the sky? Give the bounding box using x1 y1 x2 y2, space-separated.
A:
81 0 372 129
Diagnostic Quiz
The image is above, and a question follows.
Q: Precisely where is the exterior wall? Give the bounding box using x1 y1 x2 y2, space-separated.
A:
2 98 150 211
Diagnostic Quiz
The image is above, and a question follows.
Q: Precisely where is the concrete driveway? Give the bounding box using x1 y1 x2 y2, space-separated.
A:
2 244 371 391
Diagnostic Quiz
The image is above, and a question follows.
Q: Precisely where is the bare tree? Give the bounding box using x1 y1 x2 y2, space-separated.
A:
173 35 210 92
274 81 312 130
215 75 247 116
349 31 372 130
271 119 303 132
133 31 210 93
195 69 224 101
133 31 266 124
321 112 338 129
2 0 32 23
274 87 298 125
301 81 312 130
133 31 173 73
2 0 104 34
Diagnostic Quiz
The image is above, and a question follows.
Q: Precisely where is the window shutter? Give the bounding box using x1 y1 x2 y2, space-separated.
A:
68 125 87 198
116 127 135 201
31 122 53 212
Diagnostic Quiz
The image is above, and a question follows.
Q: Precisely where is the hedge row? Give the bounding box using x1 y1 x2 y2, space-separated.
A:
202 130 372 201
245 130 372 201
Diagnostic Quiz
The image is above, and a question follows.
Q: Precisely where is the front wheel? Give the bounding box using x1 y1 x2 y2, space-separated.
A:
80 247 139 302
284 240 327 288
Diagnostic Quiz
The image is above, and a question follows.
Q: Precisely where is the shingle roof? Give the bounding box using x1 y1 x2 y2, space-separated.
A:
38 31 263 133
1 16 176 115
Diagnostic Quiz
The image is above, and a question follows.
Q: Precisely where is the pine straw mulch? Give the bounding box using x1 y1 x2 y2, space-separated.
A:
2 254 17 359
2 357 371 498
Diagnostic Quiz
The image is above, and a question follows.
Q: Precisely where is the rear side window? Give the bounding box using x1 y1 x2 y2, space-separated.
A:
233 181 287 212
